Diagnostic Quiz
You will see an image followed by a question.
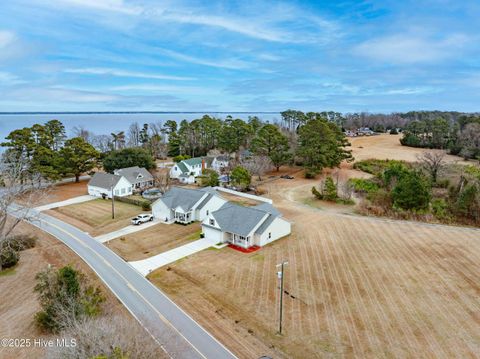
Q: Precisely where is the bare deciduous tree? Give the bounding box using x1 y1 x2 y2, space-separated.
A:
72 126 92 143
46 315 168 359
0 151 50 270
152 170 171 194
417 151 446 184
240 155 272 181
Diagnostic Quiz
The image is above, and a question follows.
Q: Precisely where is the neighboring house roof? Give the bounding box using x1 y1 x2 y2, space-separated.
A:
176 162 188 173
210 203 267 237
155 187 206 211
215 155 230 162
154 186 222 211
114 166 153 184
88 172 123 190
204 156 214 167
183 157 203 167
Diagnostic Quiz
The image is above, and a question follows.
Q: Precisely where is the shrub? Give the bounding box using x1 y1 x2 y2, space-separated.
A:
312 176 338 201
0 247 19 269
304 169 317 179
431 198 451 220
353 159 408 177
392 171 431 211
7 235 36 251
323 177 338 201
34 265 104 333
348 178 379 194
434 178 450 189
114 196 151 210
173 154 191 163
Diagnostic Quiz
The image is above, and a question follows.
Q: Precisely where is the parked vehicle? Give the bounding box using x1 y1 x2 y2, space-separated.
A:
281 175 294 179
131 214 154 225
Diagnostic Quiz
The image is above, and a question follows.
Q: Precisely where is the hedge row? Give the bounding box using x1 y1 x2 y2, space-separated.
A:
114 196 151 211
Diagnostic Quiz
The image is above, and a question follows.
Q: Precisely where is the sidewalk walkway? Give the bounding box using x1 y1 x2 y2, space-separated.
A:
95 219 165 243
129 237 219 276
35 195 96 211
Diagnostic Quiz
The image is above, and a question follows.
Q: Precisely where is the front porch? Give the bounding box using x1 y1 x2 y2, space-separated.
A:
225 232 253 249
174 209 193 224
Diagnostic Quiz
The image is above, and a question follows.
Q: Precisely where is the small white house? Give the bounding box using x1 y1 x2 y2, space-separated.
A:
211 155 230 173
152 186 226 224
202 202 291 248
88 173 132 198
170 157 206 184
113 166 154 191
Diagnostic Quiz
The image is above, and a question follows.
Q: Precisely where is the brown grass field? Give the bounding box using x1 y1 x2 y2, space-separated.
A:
48 199 143 236
0 221 127 359
349 134 471 164
149 175 480 359
108 222 202 261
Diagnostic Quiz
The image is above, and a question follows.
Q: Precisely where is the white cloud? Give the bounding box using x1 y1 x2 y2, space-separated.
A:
354 33 469 64
64 67 194 81
0 71 23 85
157 48 251 70
0 30 15 48
48 0 142 15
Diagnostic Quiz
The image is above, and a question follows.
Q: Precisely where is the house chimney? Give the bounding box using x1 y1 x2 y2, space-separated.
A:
201 158 206 171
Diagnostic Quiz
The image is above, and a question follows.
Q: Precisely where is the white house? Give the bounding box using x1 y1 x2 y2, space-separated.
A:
202 202 291 248
210 155 230 173
87 172 132 198
169 157 206 184
113 166 154 191
152 186 226 223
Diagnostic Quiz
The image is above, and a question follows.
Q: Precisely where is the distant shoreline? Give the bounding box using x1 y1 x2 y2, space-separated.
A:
0 111 279 115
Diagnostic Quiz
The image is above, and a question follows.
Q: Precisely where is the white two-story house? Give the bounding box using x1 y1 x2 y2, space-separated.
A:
169 157 207 184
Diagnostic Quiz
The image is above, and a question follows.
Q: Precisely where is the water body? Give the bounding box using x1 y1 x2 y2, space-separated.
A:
0 112 281 140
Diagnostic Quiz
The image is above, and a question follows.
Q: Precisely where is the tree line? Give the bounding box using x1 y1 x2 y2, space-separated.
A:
1 112 354 182
400 115 480 160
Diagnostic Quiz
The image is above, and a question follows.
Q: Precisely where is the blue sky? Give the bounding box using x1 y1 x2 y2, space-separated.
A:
0 0 479 113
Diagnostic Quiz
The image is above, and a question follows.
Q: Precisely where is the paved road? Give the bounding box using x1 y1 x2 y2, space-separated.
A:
9 205 237 359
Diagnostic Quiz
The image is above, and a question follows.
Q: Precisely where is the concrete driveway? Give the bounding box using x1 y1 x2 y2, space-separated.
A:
35 195 96 211
95 219 165 243
130 237 219 276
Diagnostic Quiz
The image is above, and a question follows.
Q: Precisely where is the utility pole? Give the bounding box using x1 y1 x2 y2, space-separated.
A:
111 185 115 219
276 260 288 334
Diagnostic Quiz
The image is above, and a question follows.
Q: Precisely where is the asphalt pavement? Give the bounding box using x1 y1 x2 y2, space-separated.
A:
8 205 237 359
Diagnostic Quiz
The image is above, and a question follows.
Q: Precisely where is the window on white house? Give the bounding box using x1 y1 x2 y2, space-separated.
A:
175 166 177 170
114 189 119 195
206 210 209 215
128 187 132 193
121 188 125 194
268 232 271 239
209 219 215 226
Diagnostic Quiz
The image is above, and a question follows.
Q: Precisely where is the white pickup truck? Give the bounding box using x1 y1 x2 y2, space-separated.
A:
131 214 154 225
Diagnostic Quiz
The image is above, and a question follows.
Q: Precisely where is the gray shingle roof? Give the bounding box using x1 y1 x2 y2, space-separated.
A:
253 203 282 217
89 172 123 190
156 187 207 211
211 203 269 237
114 166 153 184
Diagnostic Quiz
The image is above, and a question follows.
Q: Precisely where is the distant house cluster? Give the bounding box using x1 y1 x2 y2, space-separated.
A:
169 155 231 184
345 127 376 137
88 166 154 198
152 186 291 249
